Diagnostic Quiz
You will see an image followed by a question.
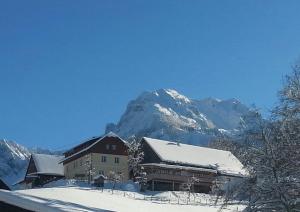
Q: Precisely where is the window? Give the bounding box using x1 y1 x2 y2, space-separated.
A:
106 144 110 150
101 156 107 162
80 159 83 166
99 170 104 175
115 157 119 164
112 145 116 150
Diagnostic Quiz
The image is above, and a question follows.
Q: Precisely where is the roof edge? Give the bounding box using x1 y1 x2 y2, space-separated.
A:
60 132 127 164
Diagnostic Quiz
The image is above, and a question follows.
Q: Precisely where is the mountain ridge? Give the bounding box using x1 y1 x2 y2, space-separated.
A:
106 89 250 145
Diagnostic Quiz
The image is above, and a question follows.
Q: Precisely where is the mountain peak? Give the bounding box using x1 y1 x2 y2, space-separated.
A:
106 89 250 146
138 89 191 104
157 89 191 103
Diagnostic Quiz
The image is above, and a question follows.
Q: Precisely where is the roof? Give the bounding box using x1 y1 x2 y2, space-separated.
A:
142 137 247 177
63 136 102 155
31 154 64 176
61 132 128 163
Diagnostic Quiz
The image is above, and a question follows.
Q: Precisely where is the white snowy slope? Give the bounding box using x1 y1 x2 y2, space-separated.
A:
0 187 245 212
106 89 251 145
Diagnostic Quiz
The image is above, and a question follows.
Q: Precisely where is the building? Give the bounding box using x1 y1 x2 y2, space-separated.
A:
20 154 64 188
61 132 129 182
141 137 247 193
0 179 10 191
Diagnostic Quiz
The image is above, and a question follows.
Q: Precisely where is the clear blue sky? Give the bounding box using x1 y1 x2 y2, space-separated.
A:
1 1 300 149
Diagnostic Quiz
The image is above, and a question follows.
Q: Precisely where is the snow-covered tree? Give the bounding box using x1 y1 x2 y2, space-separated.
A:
219 66 300 212
127 136 144 179
84 154 95 184
135 166 147 192
181 175 200 201
107 171 122 193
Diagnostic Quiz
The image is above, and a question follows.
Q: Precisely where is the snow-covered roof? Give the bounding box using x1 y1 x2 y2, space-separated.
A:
61 132 128 163
31 154 64 176
143 137 247 177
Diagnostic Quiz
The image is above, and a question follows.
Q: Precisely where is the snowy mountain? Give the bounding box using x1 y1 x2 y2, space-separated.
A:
106 89 251 145
0 139 30 185
0 139 64 186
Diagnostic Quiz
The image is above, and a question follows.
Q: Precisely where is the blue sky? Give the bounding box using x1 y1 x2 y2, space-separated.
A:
1 1 300 149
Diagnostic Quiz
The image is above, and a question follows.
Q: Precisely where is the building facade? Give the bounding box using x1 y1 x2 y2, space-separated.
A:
140 137 247 193
62 132 129 182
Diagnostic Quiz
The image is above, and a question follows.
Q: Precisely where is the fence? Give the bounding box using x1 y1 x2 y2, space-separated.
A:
93 187 242 210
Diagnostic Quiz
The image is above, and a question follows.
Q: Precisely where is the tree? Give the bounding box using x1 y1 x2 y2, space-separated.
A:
107 171 122 193
181 175 200 202
135 166 147 192
84 154 95 184
218 66 300 212
127 136 144 179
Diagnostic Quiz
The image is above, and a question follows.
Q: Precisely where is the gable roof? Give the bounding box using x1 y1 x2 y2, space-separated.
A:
60 132 128 163
142 137 247 177
63 136 102 156
30 154 64 176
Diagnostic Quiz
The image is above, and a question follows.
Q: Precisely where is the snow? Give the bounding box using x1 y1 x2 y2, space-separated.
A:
32 154 64 176
0 186 245 212
164 89 191 103
3 139 28 160
106 88 251 146
154 103 173 116
0 139 65 186
143 137 247 176
0 139 30 186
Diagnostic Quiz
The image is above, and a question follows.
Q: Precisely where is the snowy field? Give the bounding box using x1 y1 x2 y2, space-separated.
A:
0 185 245 212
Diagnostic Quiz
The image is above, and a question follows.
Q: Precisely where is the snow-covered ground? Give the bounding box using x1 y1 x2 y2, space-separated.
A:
0 181 245 212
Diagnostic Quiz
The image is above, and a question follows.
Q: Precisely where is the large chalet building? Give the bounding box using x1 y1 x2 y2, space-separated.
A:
61 132 129 182
140 137 247 193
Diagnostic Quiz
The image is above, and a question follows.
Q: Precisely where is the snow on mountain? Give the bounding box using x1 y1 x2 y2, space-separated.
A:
0 139 30 185
0 139 64 186
106 89 251 145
